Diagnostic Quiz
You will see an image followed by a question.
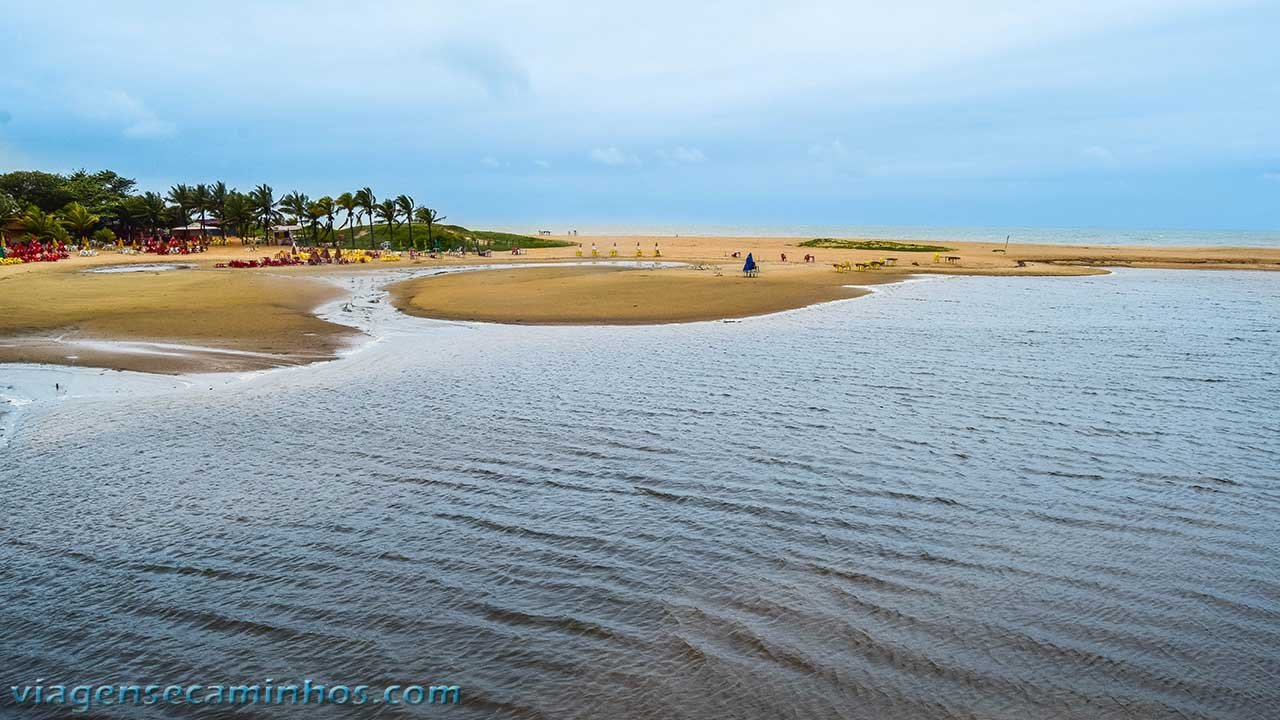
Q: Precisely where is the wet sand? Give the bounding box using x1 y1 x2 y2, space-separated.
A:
0 257 354 374
2 237 1277 373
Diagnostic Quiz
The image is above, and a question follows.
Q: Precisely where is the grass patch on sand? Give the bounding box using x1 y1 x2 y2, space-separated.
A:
799 238 954 252
333 223 573 251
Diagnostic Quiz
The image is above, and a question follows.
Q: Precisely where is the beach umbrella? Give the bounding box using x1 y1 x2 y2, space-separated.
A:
742 252 757 274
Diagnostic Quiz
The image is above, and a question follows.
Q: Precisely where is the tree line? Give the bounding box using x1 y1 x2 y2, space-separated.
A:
0 169 448 250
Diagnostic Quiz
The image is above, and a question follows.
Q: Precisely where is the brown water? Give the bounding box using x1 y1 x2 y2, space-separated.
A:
2 269 1278 718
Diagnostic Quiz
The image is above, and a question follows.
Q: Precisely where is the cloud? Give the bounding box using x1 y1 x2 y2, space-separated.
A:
75 90 176 139
533 159 551 168
123 117 178 140
807 140 849 161
590 146 640 166
657 146 706 165
1 1 1276 228
424 39 531 100
480 155 502 167
1082 145 1114 161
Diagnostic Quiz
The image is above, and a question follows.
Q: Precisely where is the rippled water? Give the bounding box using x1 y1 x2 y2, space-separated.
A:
3 269 1279 719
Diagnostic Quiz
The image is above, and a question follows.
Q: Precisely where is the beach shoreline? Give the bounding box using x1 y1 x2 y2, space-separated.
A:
2 235 1278 375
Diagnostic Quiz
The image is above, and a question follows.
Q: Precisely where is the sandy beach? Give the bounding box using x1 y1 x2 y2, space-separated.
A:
0 253 355 374
387 263 907 325
3 235 1278 373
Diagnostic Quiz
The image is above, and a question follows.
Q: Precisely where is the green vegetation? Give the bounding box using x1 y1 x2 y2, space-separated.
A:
0 167 559 252
799 238 954 252
349 223 568 252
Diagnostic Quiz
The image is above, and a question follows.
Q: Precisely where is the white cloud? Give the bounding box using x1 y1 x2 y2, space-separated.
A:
533 159 551 168
590 146 640 166
657 146 706 165
480 155 502 167
75 89 176 140
808 140 849 161
1082 145 1114 161
123 117 177 140
423 38 532 100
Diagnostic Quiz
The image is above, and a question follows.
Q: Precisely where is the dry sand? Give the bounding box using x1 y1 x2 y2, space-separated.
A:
388 263 902 325
2 236 1277 373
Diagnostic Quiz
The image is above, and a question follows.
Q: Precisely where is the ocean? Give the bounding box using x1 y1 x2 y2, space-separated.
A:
487 222 1280 247
2 268 1278 718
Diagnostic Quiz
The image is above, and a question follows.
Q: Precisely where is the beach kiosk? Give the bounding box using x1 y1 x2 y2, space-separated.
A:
271 224 304 245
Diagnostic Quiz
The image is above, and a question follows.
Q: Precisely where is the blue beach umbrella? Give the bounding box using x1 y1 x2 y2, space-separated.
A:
742 252 757 274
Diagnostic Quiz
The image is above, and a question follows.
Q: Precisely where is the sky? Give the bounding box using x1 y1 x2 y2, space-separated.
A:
1 0 1278 231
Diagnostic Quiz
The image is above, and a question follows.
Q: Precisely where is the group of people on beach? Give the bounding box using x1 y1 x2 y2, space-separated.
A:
577 242 661 258
726 250 817 263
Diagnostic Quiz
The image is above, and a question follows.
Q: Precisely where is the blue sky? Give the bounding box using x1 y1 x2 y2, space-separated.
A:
1 0 1277 230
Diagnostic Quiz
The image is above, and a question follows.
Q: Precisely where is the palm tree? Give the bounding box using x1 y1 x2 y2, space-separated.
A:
60 202 100 242
280 191 310 240
208 181 228 243
395 194 417 250
304 203 324 246
335 192 358 248
114 195 147 242
167 184 192 228
414 206 447 252
375 199 398 248
312 196 336 245
250 184 280 245
222 191 252 240
355 187 376 249
21 207 66 241
192 183 212 242
142 192 167 237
